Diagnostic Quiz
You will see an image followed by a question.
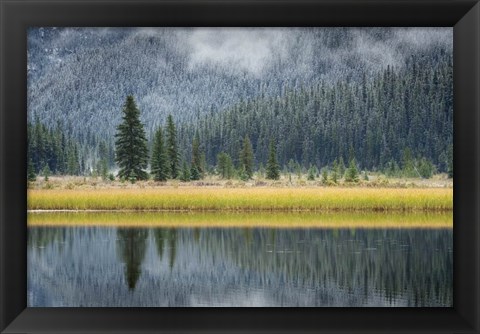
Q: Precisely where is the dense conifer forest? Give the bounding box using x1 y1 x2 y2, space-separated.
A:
27 27 453 181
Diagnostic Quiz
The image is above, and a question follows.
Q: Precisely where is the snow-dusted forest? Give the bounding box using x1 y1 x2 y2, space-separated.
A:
27 27 452 177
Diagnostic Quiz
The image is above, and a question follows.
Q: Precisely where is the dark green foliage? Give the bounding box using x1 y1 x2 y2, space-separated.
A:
239 135 254 180
402 148 416 177
166 115 180 179
447 144 453 178
191 133 203 178
180 161 191 182
338 157 346 179
331 159 339 183
385 159 400 177
190 164 200 181
418 157 434 179
266 139 280 180
257 162 265 178
322 168 329 184
150 127 170 181
28 38 452 180
345 158 359 183
217 152 234 179
108 173 115 181
114 96 149 181
66 144 80 175
96 159 108 180
27 120 82 176
28 158 37 182
42 164 51 181
199 153 207 178
238 167 249 181
177 53 452 175
307 165 316 181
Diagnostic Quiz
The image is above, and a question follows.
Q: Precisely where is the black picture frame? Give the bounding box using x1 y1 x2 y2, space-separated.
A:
1 0 479 333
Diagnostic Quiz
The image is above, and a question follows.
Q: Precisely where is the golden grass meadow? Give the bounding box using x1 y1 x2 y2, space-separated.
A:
27 211 453 229
28 187 452 212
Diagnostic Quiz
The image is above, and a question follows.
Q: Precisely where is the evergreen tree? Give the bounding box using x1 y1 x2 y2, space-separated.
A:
418 157 434 179
239 135 254 179
42 164 51 182
345 158 359 182
307 165 316 181
66 143 79 175
322 168 329 184
180 161 191 182
402 147 415 177
338 157 346 178
239 166 250 181
190 164 200 181
447 144 453 178
166 115 180 179
28 158 37 182
331 159 339 183
266 139 280 180
199 153 207 178
114 96 149 181
257 162 265 178
385 159 399 177
217 152 234 179
150 127 170 181
96 160 108 180
191 133 203 178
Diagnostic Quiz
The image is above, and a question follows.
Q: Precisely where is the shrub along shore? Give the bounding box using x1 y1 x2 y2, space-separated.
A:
28 187 453 212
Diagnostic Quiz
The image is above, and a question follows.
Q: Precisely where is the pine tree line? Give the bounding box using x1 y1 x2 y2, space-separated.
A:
28 51 453 181
27 120 83 178
177 52 452 175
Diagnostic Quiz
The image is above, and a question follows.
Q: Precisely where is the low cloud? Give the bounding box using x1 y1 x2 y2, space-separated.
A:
185 28 292 76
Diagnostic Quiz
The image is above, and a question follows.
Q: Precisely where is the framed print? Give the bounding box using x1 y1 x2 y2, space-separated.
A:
1 0 479 333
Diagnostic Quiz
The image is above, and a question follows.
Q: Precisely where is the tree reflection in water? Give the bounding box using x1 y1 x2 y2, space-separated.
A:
27 223 452 307
116 228 148 290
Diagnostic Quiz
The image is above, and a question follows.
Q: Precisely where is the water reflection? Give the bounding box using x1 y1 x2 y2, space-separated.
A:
27 219 452 307
153 228 178 270
117 229 148 290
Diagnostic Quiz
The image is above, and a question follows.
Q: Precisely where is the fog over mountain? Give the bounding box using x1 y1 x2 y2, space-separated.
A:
27 27 452 142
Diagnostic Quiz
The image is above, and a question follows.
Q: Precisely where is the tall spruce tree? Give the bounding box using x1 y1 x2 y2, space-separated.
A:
180 161 191 182
345 157 359 183
191 133 202 179
166 115 179 179
27 158 37 182
447 144 453 178
150 127 170 181
266 139 280 180
114 95 149 181
217 152 234 179
239 135 254 179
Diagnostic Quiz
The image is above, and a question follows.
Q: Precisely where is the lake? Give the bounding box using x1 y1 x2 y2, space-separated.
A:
27 212 453 307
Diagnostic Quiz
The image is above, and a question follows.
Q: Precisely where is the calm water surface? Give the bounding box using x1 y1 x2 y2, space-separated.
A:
27 213 452 307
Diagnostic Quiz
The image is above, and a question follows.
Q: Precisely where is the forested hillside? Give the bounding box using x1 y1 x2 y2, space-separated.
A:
178 50 452 172
27 27 452 177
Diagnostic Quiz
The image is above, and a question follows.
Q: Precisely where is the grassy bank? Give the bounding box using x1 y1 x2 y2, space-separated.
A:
27 211 453 229
28 187 453 212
